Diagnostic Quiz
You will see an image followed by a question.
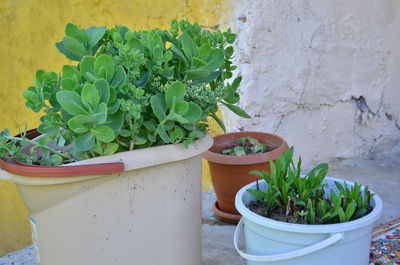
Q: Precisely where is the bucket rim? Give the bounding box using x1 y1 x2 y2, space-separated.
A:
0 132 213 185
235 176 383 233
202 131 289 165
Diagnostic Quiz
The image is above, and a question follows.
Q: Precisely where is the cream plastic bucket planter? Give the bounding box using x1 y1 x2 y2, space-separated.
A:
234 177 383 265
0 134 213 265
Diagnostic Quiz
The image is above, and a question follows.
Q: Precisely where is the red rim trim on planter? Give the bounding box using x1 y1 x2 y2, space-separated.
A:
0 129 125 178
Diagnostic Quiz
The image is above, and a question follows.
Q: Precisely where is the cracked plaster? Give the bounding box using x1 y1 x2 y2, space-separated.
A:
223 0 400 166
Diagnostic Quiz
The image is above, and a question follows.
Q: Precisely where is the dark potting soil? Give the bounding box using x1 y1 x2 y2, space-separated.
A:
217 145 274 156
248 200 296 223
248 199 374 225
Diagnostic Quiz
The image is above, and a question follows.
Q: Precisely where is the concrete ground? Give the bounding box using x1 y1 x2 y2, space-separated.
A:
1 157 399 265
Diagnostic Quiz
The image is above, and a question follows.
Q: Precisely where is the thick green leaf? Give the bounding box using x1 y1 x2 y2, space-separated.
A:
103 143 119 155
50 154 63 166
192 57 208 68
62 65 82 82
81 83 100 108
163 51 173 62
91 103 108 124
94 78 110 104
73 84 83 95
133 137 147 145
210 113 226 132
225 46 234 58
181 102 202 123
61 78 76 91
55 42 81 61
79 56 96 80
94 54 115 82
135 69 152 87
157 124 170 143
338 207 346 223
109 86 116 103
247 189 266 204
86 26 106 48
152 46 163 65
143 119 157 132
345 202 356 221
170 126 184 144
75 132 95 151
65 23 80 37
56 90 88 116
234 146 247 156
128 37 144 52
164 120 174 130
189 71 221 85
49 92 61 110
111 65 126 87
150 93 168 121
68 118 90 134
62 36 87 60
158 67 174 78
353 208 368 220
167 112 189 124
101 112 124 133
185 68 211 80
222 102 251 118
90 126 115 143
175 101 189 114
231 76 242 91
165 81 185 109
205 49 224 71
171 45 188 67
107 99 120 115
223 84 240 104
180 32 195 62
69 114 97 125
198 43 211 60
112 32 123 44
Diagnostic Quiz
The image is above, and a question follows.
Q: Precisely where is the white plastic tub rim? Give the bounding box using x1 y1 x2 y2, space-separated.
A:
0 134 213 185
234 177 383 263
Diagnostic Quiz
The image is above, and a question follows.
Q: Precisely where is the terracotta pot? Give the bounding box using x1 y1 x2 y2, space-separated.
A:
203 131 289 223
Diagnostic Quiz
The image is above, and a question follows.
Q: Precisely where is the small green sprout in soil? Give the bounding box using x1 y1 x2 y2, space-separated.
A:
246 147 375 224
218 136 271 156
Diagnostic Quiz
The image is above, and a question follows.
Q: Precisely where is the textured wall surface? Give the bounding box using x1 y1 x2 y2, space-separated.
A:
0 0 230 256
223 0 400 166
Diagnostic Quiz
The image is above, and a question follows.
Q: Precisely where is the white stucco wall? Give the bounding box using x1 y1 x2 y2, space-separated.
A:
223 0 400 166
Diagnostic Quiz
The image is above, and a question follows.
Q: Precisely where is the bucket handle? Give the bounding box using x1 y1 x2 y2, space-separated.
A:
234 218 344 262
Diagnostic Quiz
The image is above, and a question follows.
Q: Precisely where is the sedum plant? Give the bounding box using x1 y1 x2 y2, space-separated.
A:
219 136 268 156
0 20 249 166
247 147 374 224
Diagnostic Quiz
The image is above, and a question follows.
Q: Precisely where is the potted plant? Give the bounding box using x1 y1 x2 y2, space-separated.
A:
203 131 289 223
234 147 382 265
0 20 249 265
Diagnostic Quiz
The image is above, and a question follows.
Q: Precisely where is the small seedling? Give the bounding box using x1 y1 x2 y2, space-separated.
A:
219 137 269 156
247 147 374 224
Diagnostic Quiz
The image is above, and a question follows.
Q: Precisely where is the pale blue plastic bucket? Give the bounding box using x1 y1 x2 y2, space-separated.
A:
234 177 383 265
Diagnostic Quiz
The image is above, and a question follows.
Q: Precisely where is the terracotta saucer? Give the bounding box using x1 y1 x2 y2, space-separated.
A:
212 201 241 224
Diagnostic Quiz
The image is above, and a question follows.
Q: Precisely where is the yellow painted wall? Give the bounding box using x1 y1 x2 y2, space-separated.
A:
0 0 231 256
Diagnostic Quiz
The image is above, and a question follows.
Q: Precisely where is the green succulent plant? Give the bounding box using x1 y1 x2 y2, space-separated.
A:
247 147 375 224
219 136 268 156
0 20 250 165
